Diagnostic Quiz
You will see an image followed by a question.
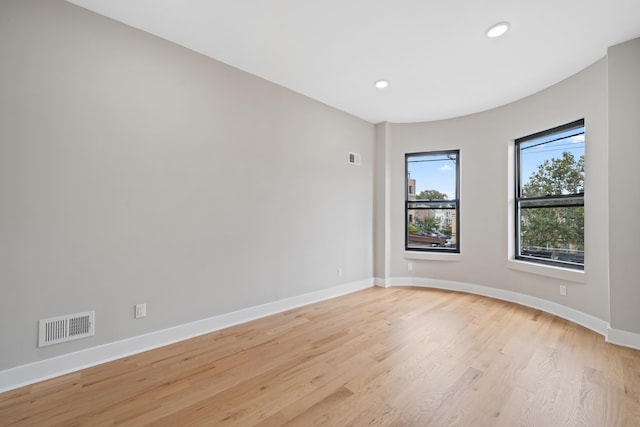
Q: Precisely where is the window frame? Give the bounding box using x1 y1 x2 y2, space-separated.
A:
405 150 460 254
514 119 585 270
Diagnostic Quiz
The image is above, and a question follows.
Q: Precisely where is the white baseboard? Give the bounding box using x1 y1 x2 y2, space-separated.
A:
3 276 636 393
606 328 640 350
396 277 640 350
373 277 388 288
0 278 373 393
388 276 611 338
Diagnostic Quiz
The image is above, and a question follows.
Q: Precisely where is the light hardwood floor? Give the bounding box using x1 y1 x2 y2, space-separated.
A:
1 286 639 426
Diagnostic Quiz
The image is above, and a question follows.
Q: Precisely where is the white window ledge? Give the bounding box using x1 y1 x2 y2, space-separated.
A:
404 251 463 262
507 259 585 283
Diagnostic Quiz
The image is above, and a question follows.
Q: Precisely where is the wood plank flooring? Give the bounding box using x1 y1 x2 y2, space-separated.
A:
1 286 639 426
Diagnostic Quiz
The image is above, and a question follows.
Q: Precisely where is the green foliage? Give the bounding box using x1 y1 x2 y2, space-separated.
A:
415 189 447 200
522 152 584 197
520 152 584 253
416 215 440 233
521 206 584 251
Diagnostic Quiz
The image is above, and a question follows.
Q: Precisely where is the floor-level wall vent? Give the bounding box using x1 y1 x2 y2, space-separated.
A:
38 311 95 347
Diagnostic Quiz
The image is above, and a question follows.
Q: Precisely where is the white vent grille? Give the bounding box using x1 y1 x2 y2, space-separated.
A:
38 311 95 347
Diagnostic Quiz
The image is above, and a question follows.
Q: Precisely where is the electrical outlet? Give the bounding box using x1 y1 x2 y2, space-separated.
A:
559 285 567 296
337 268 342 277
408 263 413 271
135 303 147 319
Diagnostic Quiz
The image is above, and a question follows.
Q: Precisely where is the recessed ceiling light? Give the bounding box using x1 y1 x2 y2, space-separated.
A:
486 22 510 38
374 80 389 89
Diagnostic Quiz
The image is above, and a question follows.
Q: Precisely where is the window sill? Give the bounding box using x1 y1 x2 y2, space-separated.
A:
404 251 463 262
507 259 585 283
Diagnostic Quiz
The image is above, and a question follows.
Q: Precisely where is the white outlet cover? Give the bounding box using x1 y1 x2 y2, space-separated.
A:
135 303 147 318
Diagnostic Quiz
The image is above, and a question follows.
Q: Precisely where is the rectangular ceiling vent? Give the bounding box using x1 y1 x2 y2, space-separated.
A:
38 311 95 347
348 152 361 166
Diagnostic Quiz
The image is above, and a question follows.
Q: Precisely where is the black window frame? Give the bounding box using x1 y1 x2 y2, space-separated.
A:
405 150 460 253
515 119 585 270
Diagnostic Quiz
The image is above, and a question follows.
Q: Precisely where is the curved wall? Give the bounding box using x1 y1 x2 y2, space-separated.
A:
378 38 640 351
1 0 638 393
380 58 610 324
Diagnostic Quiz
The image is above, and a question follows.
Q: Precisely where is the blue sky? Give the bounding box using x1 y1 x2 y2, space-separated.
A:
519 130 585 188
407 128 584 199
407 153 457 199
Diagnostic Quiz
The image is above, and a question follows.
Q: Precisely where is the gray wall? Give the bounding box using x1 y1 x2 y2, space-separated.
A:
0 0 374 370
382 58 611 320
373 122 390 281
608 38 640 334
1 0 639 376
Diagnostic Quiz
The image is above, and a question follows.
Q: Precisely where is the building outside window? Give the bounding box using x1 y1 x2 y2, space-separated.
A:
405 150 459 252
515 119 585 269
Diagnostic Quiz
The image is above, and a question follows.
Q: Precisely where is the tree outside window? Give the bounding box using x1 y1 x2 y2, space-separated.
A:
516 120 585 269
406 150 459 252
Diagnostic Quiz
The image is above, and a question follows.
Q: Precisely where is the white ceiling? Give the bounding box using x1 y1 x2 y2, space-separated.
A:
67 0 640 124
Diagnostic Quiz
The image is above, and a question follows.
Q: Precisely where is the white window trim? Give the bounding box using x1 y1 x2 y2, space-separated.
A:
506 258 585 283
507 141 585 284
404 251 463 262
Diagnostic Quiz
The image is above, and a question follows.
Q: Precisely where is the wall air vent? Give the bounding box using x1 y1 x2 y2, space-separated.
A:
38 311 95 347
348 152 361 166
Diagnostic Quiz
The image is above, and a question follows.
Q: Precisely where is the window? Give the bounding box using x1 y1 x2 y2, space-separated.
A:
515 119 584 269
406 150 459 252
